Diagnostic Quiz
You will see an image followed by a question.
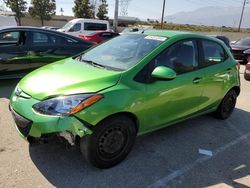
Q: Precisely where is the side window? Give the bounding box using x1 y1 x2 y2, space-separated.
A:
155 40 198 74
69 23 81 32
84 23 107 31
33 32 48 44
32 32 58 45
0 31 20 44
201 40 227 67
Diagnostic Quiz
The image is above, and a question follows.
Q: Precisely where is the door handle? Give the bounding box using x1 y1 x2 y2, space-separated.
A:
193 77 202 84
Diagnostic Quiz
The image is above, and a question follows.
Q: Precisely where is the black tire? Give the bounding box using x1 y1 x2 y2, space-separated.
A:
244 74 250 81
214 89 237 120
80 115 137 169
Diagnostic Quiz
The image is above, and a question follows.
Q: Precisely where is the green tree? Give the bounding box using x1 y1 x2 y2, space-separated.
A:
96 0 108 20
4 0 27 25
29 0 56 26
73 0 94 18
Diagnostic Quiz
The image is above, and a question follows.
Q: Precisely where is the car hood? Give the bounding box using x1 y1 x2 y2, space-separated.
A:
18 58 122 100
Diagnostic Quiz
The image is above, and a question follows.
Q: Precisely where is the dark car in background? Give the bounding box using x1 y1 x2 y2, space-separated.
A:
231 37 250 64
79 31 119 44
214 35 231 50
0 27 94 79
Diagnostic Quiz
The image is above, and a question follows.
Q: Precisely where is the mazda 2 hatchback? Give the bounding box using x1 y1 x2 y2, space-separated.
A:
10 30 240 168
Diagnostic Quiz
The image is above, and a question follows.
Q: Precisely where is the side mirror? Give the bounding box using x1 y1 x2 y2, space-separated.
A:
151 66 176 80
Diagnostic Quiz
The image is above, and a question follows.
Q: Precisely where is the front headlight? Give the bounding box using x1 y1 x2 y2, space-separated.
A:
33 94 103 116
243 49 250 54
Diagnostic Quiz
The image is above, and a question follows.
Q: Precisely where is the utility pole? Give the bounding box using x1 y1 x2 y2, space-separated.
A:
161 0 166 29
113 0 119 32
238 0 247 32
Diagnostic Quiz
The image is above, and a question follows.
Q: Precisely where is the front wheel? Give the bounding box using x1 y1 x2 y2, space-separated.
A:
214 90 237 120
80 115 137 169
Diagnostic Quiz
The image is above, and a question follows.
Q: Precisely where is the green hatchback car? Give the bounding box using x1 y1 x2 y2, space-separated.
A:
10 30 240 168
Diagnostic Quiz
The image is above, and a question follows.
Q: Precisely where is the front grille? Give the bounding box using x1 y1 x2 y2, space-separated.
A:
10 106 32 137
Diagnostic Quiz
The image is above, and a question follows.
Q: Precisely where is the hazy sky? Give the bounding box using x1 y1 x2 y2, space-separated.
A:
0 0 245 20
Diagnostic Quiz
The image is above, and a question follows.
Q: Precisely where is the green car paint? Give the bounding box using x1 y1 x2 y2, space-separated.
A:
10 30 240 150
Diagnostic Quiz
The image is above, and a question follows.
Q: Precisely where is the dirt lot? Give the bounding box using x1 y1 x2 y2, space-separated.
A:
0 67 250 188
198 31 250 41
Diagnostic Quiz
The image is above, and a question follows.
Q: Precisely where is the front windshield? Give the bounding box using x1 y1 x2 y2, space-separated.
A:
235 38 250 46
61 21 75 30
77 34 166 71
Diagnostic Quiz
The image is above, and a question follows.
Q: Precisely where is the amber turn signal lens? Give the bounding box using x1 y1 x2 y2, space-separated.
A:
69 94 103 114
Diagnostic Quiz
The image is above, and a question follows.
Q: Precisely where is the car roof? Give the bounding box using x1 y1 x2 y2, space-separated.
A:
68 18 109 23
140 30 226 45
141 30 193 38
0 26 61 33
0 26 94 44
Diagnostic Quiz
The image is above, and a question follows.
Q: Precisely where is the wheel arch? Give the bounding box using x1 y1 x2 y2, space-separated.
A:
95 112 140 133
230 86 240 96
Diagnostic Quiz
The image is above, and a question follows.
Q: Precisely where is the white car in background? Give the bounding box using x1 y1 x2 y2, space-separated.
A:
0 15 17 27
58 18 110 37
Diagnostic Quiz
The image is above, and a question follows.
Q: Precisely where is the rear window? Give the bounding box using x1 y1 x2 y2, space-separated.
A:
84 23 107 31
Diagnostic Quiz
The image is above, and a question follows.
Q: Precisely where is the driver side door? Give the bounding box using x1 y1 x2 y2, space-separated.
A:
142 39 205 129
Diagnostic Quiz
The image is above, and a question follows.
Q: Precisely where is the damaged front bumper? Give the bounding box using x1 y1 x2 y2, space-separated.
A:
9 93 93 145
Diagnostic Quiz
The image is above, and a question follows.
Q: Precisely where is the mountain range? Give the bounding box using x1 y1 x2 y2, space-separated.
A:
165 6 250 28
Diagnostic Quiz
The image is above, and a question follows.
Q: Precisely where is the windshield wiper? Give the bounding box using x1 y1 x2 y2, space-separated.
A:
80 59 106 69
76 57 124 71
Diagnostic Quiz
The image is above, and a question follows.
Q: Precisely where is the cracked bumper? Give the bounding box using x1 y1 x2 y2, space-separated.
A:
10 94 93 139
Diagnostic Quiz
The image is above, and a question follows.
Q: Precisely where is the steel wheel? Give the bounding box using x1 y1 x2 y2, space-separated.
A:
215 90 237 120
80 115 136 168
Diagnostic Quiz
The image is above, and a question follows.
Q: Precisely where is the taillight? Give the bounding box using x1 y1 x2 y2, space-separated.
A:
79 35 92 40
247 55 250 63
78 35 86 39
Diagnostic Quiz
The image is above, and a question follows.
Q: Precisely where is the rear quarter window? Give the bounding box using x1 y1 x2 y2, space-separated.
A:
201 40 228 67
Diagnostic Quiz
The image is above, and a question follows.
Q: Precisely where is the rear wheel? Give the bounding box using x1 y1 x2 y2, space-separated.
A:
80 115 136 169
214 90 237 120
244 73 250 81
